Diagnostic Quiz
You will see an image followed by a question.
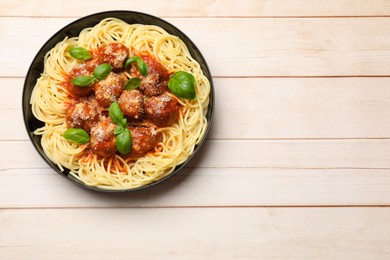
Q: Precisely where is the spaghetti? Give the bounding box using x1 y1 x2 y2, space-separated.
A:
31 18 210 190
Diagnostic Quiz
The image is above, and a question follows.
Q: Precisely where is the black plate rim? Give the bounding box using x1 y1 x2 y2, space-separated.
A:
22 10 215 192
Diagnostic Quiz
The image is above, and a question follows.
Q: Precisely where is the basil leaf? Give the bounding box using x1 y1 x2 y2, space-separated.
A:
109 102 124 125
124 56 148 76
124 56 137 68
94 63 112 80
116 128 132 154
63 128 90 144
124 77 141 90
137 59 149 77
69 47 92 61
71 75 94 87
168 71 196 100
114 125 124 135
121 118 127 128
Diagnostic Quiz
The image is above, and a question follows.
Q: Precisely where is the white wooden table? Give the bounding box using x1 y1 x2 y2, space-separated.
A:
2 1 390 258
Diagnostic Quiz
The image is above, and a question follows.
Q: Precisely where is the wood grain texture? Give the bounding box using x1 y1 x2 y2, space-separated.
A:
3 17 390 77
1 208 390 259
2 0 390 17
2 168 390 207
2 138 390 207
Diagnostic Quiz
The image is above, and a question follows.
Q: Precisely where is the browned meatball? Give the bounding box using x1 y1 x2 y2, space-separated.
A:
129 126 162 158
66 56 100 97
66 98 100 132
90 117 117 158
137 55 169 96
65 82 93 97
144 93 180 127
71 56 100 76
98 43 129 70
94 72 125 107
118 90 144 121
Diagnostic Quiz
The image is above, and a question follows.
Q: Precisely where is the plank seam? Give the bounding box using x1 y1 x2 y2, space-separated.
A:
1 205 390 210
4 15 390 19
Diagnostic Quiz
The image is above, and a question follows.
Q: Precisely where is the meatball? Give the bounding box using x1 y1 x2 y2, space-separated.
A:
118 90 144 121
129 126 162 158
98 43 129 70
66 98 100 132
90 118 117 158
66 57 100 97
137 55 169 97
65 82 93 97
94 72 125 107
144 93 180 127
71 56 100 76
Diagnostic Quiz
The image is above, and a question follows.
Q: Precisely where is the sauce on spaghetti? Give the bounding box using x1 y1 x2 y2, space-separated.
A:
64 43 180 160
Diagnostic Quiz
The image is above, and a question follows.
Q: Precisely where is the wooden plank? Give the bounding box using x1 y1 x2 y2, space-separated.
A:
1 78 26 141
202 77 390 139
8 76 390 140
3 17 390 77
2 168 390 207
1 208 390 259
3 139 390 170
2 0 390 17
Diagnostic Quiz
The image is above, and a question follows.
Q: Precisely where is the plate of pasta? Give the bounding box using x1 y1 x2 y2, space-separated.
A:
22 11 214 191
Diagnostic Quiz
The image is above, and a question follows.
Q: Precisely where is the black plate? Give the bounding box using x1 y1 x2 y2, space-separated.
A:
22 11 214 192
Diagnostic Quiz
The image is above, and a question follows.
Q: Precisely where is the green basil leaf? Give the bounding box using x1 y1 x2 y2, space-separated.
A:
168 71 196 100
71 75 94 87
94 63 112 80
69 47 92 61
124 56 137 68
63 128 90 144
124 56 148 76
137 59 149 77
116 128 132 154
121 118 127 128
124 77 142 90
114 125 124 135
109 102 124 125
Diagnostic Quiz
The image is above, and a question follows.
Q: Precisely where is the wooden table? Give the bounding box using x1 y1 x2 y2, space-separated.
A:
2 1 390 258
